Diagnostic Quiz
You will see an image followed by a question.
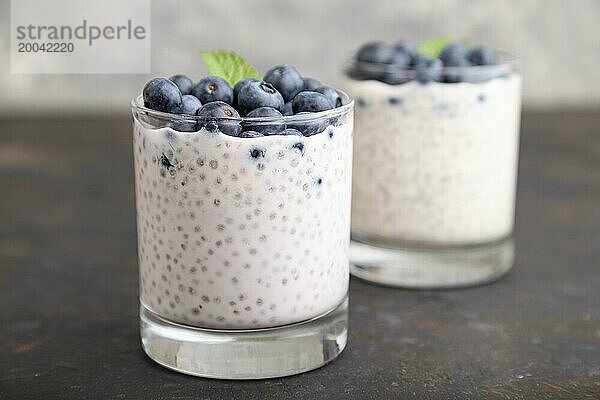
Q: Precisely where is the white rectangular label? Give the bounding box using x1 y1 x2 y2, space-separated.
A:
10 0 151 73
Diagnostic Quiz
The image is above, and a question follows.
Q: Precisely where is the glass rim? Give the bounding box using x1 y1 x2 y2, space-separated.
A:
346 50 519 76
131 90 354 125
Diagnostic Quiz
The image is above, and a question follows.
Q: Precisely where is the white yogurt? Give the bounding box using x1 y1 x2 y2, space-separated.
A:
342 74 521 244
133 118 352 329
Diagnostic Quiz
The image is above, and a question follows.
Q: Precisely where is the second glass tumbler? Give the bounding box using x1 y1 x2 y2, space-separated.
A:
342 44 522 288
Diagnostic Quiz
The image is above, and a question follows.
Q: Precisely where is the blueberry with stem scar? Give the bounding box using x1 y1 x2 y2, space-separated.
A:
237 80 285 115
192 76 234 105
263 64 304 102
196 101 241 137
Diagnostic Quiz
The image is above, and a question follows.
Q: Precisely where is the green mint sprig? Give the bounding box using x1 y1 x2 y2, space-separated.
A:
418 37 472 58
200 50 260 87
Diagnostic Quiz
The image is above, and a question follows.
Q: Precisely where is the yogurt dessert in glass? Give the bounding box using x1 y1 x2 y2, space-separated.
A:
132 59 353 379
341 40 521 288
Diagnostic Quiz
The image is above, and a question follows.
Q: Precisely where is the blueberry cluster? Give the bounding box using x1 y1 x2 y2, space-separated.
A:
142 65 345 137
350 41 500 84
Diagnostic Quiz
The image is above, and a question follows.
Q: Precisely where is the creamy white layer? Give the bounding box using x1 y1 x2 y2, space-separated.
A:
343 75 521 244
133 120 352 329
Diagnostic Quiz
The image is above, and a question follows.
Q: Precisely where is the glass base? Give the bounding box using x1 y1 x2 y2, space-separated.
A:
140 296 348 379
350 236 514 289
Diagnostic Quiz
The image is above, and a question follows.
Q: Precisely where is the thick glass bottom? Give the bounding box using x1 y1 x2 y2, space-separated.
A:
350 236 514 289
140 295 348 379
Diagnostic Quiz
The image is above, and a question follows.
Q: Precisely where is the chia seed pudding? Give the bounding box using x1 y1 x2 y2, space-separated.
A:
343 41 521 245
132 66 353 329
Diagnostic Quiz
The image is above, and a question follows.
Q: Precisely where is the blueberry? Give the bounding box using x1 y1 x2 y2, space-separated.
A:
171 95 202 131
382 50 413 85
192 76 233 105
204 120 219 133
181 95 202 115
237 80 285 115
314 86 342 108
233 78 258 107
263 64 304 102
169 74 193 95
291 142 304 153
143 78 183 113
346 66 373 82
197 101 238 118
302 77 321 91
289 112 328 137
415 56 443 84
356 41 395 64
169 119 197 132
159 153 175 169
239 130 264 138
440 42 469 66
249 147 266 159
439 42 469 83
467 47 506 82
468 46 496 66
393 40 416 58
292 91 334 113
354 41 412 83
196 101 241 137
282 101 293 116
389 49 413 68
244 107 286 135
280 128 302 136
246 106 283 119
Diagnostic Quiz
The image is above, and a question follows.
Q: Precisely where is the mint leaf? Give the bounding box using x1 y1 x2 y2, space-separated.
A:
200 50 260 87
418 38 471 58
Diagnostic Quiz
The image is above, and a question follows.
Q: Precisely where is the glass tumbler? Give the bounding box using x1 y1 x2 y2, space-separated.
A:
131 93 353 378
341 54 521 288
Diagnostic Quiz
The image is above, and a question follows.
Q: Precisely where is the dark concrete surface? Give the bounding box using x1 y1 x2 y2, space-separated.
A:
1 113 599 399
